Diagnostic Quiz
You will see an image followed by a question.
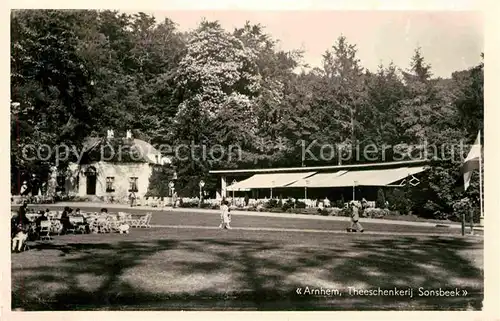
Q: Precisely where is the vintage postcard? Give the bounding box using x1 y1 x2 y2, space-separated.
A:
4 0 497 319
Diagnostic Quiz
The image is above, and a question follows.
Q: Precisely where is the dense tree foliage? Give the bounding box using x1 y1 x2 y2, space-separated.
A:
11 10 483 219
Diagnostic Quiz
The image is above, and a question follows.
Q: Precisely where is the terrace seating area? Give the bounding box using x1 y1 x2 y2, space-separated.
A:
11 209 152 253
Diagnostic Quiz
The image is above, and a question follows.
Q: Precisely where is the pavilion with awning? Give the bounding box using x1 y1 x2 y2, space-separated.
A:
226 172 316 197
288 166 426 188
210 160 429 200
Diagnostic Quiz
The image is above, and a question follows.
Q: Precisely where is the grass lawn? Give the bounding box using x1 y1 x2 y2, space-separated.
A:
12 226 483 311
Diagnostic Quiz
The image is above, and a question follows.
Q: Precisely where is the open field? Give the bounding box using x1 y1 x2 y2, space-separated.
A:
12 204 482 236
11 210 483 311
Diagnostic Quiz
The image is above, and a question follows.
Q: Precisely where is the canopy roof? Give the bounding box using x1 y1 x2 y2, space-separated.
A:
226 166 427 190
289 166 426 188
227 172 316 191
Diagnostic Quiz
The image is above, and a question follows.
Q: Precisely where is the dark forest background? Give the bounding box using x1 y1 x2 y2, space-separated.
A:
11 10 483 219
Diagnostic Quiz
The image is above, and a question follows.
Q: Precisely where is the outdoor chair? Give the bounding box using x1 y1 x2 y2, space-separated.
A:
97 217 111 233
49 219 62 235
39 220 52 241
137 213 152 228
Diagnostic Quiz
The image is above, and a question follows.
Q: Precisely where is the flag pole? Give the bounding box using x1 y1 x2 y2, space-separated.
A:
479 131 484 227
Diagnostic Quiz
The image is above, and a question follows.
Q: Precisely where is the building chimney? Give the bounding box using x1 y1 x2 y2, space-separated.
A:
107 129 114 139
126 130 132 139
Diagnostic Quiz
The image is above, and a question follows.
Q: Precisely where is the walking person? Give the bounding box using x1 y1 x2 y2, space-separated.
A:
346 201 364 233
129 191 136 207
219 200 232 229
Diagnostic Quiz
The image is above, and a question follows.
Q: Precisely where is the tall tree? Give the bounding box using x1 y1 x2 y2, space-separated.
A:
11 10 97 191
312 35 366 164
170 20 261 194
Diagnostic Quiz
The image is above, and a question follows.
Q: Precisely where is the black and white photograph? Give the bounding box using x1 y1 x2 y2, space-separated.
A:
8 4 490 314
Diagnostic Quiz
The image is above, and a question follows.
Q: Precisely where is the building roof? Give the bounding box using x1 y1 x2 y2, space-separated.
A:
81 136 171 165
210 159 430 175
226 166 427 190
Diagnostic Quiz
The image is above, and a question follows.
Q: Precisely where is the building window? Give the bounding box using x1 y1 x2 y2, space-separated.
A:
129 177 138 192
106 177 115 192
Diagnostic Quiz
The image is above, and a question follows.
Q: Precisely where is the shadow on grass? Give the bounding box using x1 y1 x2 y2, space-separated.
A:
12 234 483 311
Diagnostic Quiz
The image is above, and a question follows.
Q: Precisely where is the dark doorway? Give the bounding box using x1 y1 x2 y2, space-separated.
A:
86 167 97 195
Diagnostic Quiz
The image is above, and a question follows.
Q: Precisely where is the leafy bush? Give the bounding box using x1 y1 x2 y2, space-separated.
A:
452 197 474 223
66 195 90 202
335 194 345 208
329 207 344 216
376 188 386 208
179 200 199 208
293 208 318 215
363 208 390 218
385 188 412 214
340 207 352 217
317 208 331 216
295 201 306 209
265 199 279 208
200 202 214 209
281 199 295 211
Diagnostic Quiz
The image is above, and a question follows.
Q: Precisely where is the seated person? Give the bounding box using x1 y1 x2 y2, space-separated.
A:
12 223 29 252
35 210 49 235
74 208 90 233
60 207 74 234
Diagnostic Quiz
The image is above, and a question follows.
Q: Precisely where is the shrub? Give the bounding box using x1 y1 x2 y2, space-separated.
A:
265 199 279 208
452 197 474 222
317 208 331 216
296 201 306 209
385 188 412 214
329 207 344 216
295 208 318 215
335 195 345 208
376 188 386 208
339 207 352 217
179 200 199 208
363 208 390 218
281 199 295 211
200 203 213 209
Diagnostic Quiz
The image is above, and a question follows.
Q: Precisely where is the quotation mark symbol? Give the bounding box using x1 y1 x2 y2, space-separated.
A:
296 288 302 295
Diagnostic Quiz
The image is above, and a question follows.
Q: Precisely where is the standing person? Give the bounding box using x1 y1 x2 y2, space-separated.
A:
172 191 178 208
129 191 136 207
219 200 232 229
361 198 368 217
347 201 364 233
20 181 29 200
60 207 72 234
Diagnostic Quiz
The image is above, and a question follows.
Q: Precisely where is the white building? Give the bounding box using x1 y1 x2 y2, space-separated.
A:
48 130 171 202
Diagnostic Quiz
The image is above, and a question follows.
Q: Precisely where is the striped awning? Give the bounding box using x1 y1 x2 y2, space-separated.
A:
287 171 348 188
288 167 427 188
226 172 316 191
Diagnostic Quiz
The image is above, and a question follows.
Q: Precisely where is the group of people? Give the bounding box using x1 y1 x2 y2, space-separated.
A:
11 202 118 252
217 198 366 233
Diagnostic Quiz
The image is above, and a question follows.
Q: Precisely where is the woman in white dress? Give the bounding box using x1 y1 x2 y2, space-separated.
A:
219 200 232 229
